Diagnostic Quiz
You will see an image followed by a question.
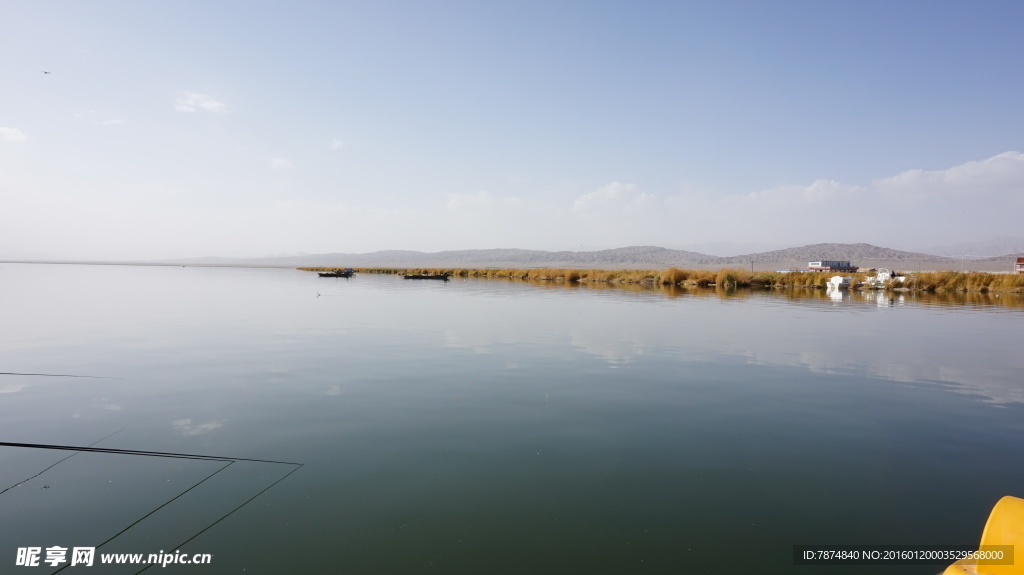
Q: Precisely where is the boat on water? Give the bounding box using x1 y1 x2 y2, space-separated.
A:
403 273 451 280
827 275 854 289
943 495 1023 574
863 268 905 289
318 268 355 278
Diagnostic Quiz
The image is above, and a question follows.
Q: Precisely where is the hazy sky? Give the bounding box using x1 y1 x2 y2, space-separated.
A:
3 1 1022 259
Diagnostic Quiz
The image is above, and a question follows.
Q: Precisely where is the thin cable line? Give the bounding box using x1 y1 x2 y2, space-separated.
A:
0 428 125 496
51 461 236 574
133 463 303 574
3 440 303 572
0 442 301 466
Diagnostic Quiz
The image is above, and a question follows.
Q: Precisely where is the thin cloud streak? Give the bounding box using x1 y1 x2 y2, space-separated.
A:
174 91 227 113
0 127 27 142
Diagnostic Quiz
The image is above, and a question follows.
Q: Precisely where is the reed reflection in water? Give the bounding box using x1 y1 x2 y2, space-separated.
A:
0 263 1021 574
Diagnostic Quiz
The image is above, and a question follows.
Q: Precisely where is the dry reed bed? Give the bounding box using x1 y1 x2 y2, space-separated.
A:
298 267 1024 293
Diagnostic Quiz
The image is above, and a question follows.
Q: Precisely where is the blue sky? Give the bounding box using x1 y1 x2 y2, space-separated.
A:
2 1 1022 259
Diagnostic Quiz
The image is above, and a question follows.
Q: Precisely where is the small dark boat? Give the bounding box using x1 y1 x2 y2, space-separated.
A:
403 273 450 280
318 268 355 278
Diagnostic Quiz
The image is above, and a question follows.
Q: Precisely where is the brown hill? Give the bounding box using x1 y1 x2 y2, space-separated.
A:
145 243 1016 272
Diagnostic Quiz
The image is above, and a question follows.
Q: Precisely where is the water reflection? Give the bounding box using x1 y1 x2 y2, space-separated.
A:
828 286 844 302
438 273 1024 309
2 263 1023 575
404 279 1024 404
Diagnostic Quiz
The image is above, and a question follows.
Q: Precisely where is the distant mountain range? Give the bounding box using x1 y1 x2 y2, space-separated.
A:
919 236 1024 259
159 243 1024 272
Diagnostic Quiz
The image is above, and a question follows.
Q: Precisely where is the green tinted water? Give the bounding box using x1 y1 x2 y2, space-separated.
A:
2 264 1022 574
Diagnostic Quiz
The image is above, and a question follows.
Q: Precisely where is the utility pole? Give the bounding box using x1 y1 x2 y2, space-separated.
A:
960 255 979 272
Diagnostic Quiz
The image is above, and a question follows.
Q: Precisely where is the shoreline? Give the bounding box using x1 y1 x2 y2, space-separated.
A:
300 266 1024 293
3 261 1019 293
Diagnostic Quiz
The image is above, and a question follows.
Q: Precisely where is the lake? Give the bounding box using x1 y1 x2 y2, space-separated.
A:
2 263 1023 574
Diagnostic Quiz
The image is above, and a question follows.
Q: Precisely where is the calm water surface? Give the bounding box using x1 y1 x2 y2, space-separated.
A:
2 263 1023 574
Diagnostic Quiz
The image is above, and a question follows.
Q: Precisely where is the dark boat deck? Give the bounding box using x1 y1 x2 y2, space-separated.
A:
318 269 355 278
403 273 450 280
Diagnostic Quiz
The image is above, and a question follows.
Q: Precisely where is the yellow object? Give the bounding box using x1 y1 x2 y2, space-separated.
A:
944 496 1024 575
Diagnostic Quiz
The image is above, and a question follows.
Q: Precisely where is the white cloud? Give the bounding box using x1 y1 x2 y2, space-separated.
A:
329 138 345 150
874 151 1024 204
800 179 857 203
175 91 227 113
0 127 27 142
3 151 1021 259
697 152 1024 245
571 182 657 213
172 418 224 436
0 384 27 394
271 157 293 170
444 190 497 210
553 153 1024 248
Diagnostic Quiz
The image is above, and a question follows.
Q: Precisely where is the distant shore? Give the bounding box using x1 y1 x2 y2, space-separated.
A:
5 241 1020 273
3 260 1020 292
301 266 1024 293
